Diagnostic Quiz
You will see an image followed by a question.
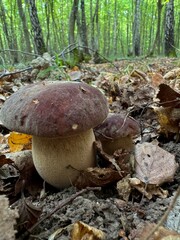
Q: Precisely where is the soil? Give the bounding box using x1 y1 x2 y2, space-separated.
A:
21 140 180 240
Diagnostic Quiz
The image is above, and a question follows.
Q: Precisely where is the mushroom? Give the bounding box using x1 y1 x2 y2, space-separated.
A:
94 113 140 155
0 81 108 188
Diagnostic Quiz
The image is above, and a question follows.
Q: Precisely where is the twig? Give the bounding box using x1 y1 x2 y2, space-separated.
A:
145 186 180 240
0 66 32 79
0 49 39 57
25 187 101 236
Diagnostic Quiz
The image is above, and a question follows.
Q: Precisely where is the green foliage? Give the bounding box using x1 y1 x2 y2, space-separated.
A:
0 0 179 61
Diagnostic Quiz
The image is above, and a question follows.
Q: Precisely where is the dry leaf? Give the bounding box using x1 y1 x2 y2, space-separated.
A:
153 106 180 134
135 142 178 185
17 196 42 230
157 84 180 108
0 154 14 167
71 221 105 240
151 73 164 87
138 223 180 240
0 195 19 240
116 175 132 202
129 178 168 199
74 167 121 189
164 68 180 80
9 150 43 195
8 132 32 152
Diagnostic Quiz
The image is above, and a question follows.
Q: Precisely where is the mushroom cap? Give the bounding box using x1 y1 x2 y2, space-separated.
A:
94 113 140 141
0 81 109 137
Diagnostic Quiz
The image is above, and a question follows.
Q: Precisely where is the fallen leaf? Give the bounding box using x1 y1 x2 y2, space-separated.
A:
135 142 178 185
157 84 180 108
74 167 122 189
8 132 32 152
153 106 180 134
137 223 180 240
151 72 164 87
164 68 180 80
71 221 105 240
116 175 132 202
17 196 42 230
0 154 14 167
129 178 168 199
6 150 43 195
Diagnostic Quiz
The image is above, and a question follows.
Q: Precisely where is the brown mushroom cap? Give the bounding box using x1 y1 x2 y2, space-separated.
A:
94 113 140 141
0 81 108 137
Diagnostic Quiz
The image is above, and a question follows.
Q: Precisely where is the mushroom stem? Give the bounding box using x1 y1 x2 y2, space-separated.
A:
101 136 134 155
32 129 96 188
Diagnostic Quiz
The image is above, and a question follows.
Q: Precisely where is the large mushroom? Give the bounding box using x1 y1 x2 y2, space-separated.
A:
0 81 108 188
94 113 140 155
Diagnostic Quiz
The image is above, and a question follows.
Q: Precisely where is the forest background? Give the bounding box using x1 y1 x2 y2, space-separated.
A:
0 0 179 66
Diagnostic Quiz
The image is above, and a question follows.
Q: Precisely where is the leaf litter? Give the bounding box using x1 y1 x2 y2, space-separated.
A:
0 57 180 239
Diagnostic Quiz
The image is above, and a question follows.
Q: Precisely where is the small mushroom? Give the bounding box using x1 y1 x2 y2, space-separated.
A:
0 81 108 188
94 113 140 155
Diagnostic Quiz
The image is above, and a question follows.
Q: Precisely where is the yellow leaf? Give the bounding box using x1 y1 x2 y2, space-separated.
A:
71 221 105 240
8 132 32 152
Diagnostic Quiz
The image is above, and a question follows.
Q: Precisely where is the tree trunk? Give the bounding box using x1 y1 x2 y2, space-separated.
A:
133 0 141 56
164 0 176 57
69 0 79 46
113 0 118 56
149 0 163 56
17 0 32 53
0 0 18 63
28 0 47 55
80 0 89 54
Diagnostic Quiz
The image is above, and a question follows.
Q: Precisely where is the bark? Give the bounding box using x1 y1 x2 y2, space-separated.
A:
80 0 89 54
164 0 176 57
133 0 141 56
149 0 163 56
69 0 79 45
17 0 32 53
28 0 47 55
113 0 118 56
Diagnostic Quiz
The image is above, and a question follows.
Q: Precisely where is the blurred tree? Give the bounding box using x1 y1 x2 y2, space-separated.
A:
133 0 141 56
164 0 177 57
28 0 47 55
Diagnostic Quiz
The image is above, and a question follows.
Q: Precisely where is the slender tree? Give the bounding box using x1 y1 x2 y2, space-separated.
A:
69 0 79 46
79 0 89 54
0 0 18 63
17 0 32 53
28 0 47 55
133 0 141 56
164 0 176 56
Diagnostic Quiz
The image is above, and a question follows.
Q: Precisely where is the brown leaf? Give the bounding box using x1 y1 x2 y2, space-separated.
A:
135 142 178 185
153 106 180 134
94 140 131 177
0 154 14 167
151 72 164 87
157 84 180 108
137 223 180 240
12 150 43 195
129 178 168 199
164 68 180 80
75 167 122 189
116 175 132 202
71 221 105 240
17 196 42 230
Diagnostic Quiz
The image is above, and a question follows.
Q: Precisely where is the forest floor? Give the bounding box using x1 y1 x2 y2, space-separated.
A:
0 57 180 240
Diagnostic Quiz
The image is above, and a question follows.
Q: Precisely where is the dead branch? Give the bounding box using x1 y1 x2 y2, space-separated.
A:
19 187 101 239
0 67 32 79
